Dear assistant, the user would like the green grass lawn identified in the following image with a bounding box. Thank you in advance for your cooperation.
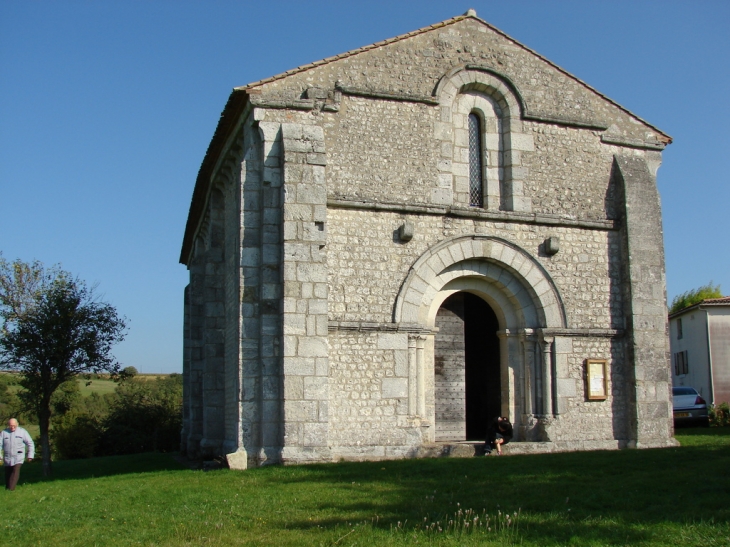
[5,429,730,546]
[77,376,118,396]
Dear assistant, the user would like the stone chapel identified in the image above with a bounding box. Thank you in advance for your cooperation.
[180,10,676,467]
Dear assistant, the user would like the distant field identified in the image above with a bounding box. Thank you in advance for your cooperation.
[77,377,117,396]
[2,372,172,398]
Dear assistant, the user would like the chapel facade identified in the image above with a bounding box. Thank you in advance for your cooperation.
[180,10,676,467]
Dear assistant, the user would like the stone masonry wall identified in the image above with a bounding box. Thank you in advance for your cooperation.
[323,98,437,204]
[182,12,675,461]
[323,98,628,221]
[327,208,621,331]
[543,336,628,444]
[328,330,427,459]
[279,119,331,462]
[256,16,664,145]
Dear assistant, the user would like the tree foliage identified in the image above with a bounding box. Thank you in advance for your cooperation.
[669,282,723,314]
[0,253,62,328]
[50,375,182,459]
[100,374,183,455]
[118,366,138,381]
[0,255,126,475]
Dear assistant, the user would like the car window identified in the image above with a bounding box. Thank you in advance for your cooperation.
[672,387,696,396]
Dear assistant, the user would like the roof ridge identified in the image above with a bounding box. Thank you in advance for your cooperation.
[237,14,469,91]
[702,296,730,303]
[236,11,670,142]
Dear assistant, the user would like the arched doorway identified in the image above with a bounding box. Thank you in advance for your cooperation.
[434,292,500,441]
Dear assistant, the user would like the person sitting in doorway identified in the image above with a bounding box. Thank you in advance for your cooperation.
[484,416,513,456]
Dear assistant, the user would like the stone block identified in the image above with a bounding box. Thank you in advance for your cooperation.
[297,263,327,283]
[281,123,303,140]
[431,187,453,205]
[382,378,408,398]
[285,400,318,422]
[557,378,577,397]
[308,298,328,315]
[283,357,315,376]
[298,336,328,357]
[306,153,327,166]
[377,332,407,350]
[284,376,304,399]
[302,125,324,141]
[315,357,329,376]
[303,376,328,400]
[303,422,328,447]
[394,350,408,377]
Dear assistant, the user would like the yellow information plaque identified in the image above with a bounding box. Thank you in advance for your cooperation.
[586,359,608,400]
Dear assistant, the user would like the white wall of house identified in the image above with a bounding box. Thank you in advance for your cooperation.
[708,308,730,404]
[670,310,712,400]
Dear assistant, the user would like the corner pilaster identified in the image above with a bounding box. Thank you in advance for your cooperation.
[280,122,331,463]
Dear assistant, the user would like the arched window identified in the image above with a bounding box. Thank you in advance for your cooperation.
[468,113,484,207]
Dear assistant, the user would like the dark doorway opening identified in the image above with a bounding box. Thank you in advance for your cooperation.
[464,293,500,439]
[434,292,500,441]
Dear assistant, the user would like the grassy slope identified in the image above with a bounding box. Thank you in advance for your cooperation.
[5,429,730,546]
[2,373,172,399]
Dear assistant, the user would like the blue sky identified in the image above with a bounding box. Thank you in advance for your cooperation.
[2,1,728,373]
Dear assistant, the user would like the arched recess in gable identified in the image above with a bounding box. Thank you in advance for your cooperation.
[433,67,534,213]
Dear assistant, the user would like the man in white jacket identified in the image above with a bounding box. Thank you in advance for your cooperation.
[1,418,34,491]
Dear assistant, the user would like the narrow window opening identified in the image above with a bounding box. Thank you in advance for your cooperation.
[677,317,683,339]
[468,113,484,207]
[674,350,688,375]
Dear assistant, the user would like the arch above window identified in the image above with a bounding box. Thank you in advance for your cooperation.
[433,67,534,213]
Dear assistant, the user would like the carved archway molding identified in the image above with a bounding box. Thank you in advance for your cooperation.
[394,235,567,330]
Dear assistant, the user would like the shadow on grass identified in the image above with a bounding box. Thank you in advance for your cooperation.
[19,452,186,484]
[13,428,730,545]
[258,428,730,544]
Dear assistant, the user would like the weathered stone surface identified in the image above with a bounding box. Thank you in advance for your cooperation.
[226,448,248,470]
[180,11,673,466]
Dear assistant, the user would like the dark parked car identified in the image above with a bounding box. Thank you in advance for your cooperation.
[672,386,709,427]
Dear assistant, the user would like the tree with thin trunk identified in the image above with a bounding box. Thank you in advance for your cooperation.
[0,254,126,476]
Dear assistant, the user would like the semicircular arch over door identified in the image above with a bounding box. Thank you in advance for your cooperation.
[394,235,567,442]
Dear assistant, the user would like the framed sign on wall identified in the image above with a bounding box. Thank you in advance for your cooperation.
[585,359,608,400]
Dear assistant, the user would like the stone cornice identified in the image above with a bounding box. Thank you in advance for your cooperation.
[327,322,622,338]
[328,321,437,334]
[539,327,623,338]
[600,134,666,151]
[335,83,440,106]
[248,95,316,110]
[327,198,618,231]
[524,112,608,131]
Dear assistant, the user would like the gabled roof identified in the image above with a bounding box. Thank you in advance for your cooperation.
[701,297,730,306]
[237,10,671,143]
[180,10,672,264]
[669,296,730,318]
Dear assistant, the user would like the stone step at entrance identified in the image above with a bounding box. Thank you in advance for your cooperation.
[418,439,641,458]
[416,441,563,458]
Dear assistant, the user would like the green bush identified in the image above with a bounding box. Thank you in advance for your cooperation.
[0,373,24,422]
[50,374,185,458]
[98,374,182,455]
[709,402,730,427]
[51,411,103,459]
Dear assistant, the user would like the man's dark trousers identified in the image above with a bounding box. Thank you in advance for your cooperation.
[4,464,22,491]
